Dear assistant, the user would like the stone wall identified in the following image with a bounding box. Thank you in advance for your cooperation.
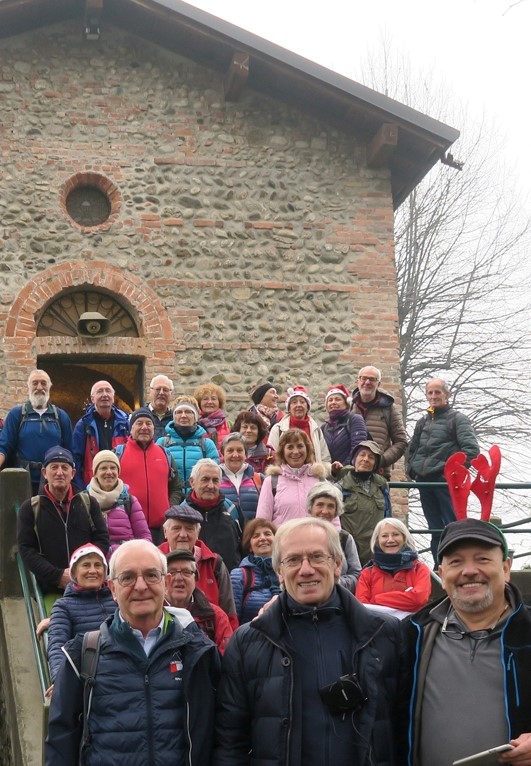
[0,20,401,419]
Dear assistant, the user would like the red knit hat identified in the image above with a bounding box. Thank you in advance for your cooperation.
[325,385,351,407]
[285,386,312,411]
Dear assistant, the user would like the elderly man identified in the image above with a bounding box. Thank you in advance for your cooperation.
[17,446,109,611]
[166,548,233,653]
[72,380,129,488]
[351,365,407,478]
[115,407,182,544]
[160,503,238,628]
[0,369,72,493]
[407,378,479,563]
[184,458,244,572]
[214,517,406,766]
[405,518,531,766]
[45,539,219,766]
[146,374,175,440]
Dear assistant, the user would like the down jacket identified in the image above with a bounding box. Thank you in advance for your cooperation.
[214,586,408,766]
[356,560,431,613]
[220,463,261,524]
[230,555,281,624]
[157,422,219,493]
[407,405,479,479]
[351,388,408,476]
[321,410,367,467]
[255,462,327,526]
[92,488,152,556]
[45,609,220,766]
[47,582,116,681]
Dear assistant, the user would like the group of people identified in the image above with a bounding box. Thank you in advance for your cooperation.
[4,364,515,764]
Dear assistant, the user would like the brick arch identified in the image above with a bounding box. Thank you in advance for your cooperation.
[3,261,179,405]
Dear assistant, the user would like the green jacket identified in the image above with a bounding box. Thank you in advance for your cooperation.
[337,468,391,565]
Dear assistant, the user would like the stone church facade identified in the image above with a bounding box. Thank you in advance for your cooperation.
[0,1,458,423]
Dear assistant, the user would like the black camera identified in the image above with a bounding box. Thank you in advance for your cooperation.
[319,673,367,715]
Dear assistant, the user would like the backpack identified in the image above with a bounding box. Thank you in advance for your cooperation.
[416,409,458,442]
[79,629,102,765]
[18,401,61,434]
[30,491,94,551]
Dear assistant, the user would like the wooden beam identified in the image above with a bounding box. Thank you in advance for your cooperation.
[367,123,398,168]
[223,52,250,102]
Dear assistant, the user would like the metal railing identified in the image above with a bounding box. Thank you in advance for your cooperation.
[15,552,50,700]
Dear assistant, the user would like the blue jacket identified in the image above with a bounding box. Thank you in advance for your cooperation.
[220,464,261,524]
[72,404,130,488]
[321,410,367,466]
[404,584,531,766]
[45,609,220,766]
[47,582,116,681]
[156,422,219,493]
[214,586,408,766]
[0,402,72,486]
[230,555,280,624]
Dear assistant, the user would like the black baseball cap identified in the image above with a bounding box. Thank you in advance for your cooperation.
[437,518,509,563]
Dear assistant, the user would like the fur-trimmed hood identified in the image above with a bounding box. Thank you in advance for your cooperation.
[266,462,327,479]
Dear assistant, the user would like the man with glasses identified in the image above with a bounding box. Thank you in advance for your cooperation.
[45,539,219,766]
[146,374,175,440]
[214,517,406,766]
[351,365,407,479]
[406,519,531,766]
[165,548,233,653]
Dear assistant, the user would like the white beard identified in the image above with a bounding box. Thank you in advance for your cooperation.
[29,392,49,409]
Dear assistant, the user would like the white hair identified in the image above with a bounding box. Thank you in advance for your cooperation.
[190,458,222,481]
[109,540,167,579]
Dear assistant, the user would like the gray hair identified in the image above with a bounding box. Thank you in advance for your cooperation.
[358,366,381,382]
[162,517,200,532]
[425,377,450,396]
[370,518,416,553]
[109,539,167,580]
[272,517,343,572]
[221,432,248,455]
[189,458,222,481]
[306,481,344,516]
[149,374,174,391]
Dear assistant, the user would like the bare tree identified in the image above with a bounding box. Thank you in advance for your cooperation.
[362,47,531,444]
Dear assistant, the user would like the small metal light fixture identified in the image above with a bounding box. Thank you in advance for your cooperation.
[77,312,110,337]
[84,18,100,41]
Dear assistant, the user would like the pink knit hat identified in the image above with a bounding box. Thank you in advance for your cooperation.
[325,385,352,407]
[285,386,312,411]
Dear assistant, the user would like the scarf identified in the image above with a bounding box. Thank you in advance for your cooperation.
[88,477,124,511]
[198,409,226,431]
[255,403,280,430]
[289,415,311,438]
[326,408,349,426]
[372,544,418,573]
[247,554,282,594]
[189,490,219,510]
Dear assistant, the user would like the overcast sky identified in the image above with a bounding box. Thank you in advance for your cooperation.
[187,0,530,200]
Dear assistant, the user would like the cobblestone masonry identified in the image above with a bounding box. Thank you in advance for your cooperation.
[0,20,402,425]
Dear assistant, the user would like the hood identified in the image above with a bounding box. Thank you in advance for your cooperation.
[352,387,395,408]
[351,439,382,471]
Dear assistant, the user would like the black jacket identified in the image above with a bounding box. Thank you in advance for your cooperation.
[17,489,109,593]
[214,586,408,766]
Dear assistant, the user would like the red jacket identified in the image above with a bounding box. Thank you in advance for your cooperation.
[118,438,173,528]
[356,560,431,612]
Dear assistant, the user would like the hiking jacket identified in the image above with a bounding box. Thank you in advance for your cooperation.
[337,467,391,566]
[351,389,408,475]
[321,410,367,466]
[72,405,129,488]
[220,463,261,524]
[407,405,479,478]
[268,415,332,473]
[255,463,327,526]
[156,422,219,493]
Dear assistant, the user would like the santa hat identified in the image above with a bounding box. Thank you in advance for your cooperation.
[325,385,352,407]
[285,386,312,411]
[69,544,108,577]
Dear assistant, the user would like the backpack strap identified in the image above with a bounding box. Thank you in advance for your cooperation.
[30,495,42,552]
[79,630,102,764]
[251,473,263,493]
[114,443,125,459]
[270,473,279,498]
[240,566,256,606]
[78,491,96,531]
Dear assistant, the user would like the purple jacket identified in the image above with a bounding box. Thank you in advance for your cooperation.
[321,410,367,467]
[87,486,152,556]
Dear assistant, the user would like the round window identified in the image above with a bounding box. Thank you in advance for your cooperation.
[66,185,112,227]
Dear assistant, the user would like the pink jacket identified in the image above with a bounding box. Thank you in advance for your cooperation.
[255,463,327,527]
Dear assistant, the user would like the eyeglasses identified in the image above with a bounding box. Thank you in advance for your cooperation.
[280,553,335,569]
[151,387,172,393]
[168,568,196,578]
[358,376,379,383]
[113,569,164,587]
[441,614,496,641]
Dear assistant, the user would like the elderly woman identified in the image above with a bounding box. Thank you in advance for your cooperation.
[321,385,367,472]
[220,433,262,524]
[194,383,231,451]
[356,518,431,615]
[268,386,331,473]
[157,396,219,494]
[249,381,281,433]
[232,410,276,474]
[256,429,326,526]
[306,482,361,592]
[87,450,152,555]
[336,440,391,565]
[230,518,281,624]
[46,544,115,683]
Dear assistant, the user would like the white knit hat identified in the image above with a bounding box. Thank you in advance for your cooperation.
[69,544,108,577]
